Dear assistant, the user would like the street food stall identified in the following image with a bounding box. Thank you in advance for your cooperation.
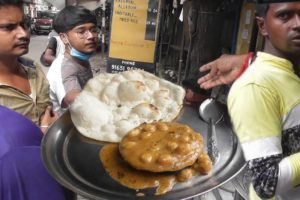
[40,0,278,199]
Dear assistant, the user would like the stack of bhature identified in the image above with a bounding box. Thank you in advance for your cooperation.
[70,70,186,143]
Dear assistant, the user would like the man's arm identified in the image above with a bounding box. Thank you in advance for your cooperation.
[42,37,57,66]
[197,54,248,89]
[248,155,281,198]
[249,153,300,198]
[228,84,300,198]
[43,48,56,66]
[61,89,81,108]
[39,105,59,134]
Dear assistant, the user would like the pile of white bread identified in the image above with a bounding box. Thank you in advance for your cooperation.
[70,70,186,143]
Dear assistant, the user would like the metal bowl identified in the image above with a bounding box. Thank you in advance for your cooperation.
[41,104,246,200]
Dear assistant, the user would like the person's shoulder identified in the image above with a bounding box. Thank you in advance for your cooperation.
[61,56,78,69]
[47,36,58,50]
[19,56,45,71]
[49,36,57,43]
[48,30,58,39]
[60,57,84,76]
[19,57,48,83]
[18,57,35,68]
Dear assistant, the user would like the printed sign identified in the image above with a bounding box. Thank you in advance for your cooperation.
[107,0,159,73]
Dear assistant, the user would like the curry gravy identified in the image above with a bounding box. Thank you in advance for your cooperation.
[100,144,212,195]
[100,144,176,195]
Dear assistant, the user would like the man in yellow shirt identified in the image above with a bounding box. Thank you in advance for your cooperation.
[225,2,300,200]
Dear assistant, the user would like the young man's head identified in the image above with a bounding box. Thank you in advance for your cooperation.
[256,2,300,65]
[54,6,98,61]
[0,0,30,58]
[0,0,23,7]
[256,4,269,17]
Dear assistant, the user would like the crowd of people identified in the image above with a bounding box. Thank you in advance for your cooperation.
[1,0,300,200]
[0,0,98,199]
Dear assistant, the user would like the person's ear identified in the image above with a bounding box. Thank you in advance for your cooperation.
[256,16,268,36]
[59,33,69,45]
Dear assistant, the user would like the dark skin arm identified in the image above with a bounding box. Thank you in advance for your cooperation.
[61,89,81,108]
[42,36,58,66]
[197,54,247,89]
[43,48,56,66]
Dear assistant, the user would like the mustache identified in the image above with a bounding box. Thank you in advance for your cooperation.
[294,26,300,32]
[14,37,30,46]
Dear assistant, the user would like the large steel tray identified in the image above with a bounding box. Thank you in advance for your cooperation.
[41,104,246,200]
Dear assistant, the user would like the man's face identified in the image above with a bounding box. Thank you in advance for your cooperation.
[0,6,30,58]
[259,3,300,57]
[62,23,98,54]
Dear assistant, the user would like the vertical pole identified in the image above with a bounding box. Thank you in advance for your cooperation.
[101,0,106,58]
[177,1,187,84]
[156,0,164,75]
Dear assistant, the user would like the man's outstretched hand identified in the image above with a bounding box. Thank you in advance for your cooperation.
[197,54,247,89]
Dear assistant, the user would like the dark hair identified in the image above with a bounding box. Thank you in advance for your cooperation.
[256,4,269,17]
[53,6,97,34]
[0,0,23,8]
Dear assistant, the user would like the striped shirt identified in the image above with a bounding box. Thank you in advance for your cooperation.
[228,52,300,200]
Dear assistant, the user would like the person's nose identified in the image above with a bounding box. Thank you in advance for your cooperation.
[16,25,30,37]
[292,14,300,30]
[85,30,94,39]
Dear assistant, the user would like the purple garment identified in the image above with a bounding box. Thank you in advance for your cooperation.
[0,106,66,200]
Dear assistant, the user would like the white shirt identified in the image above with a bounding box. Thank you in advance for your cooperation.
[54,36,65,57]
[46,54,66,115]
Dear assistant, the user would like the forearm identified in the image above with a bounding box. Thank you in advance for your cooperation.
[248,155,282,198]
[223,53,248,72]
[276,152,300,194]
[43,48,56,66]
[249,153,300,198]
[62,90,81,107]
[44,54,56,65]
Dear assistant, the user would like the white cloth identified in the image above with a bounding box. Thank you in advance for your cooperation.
[54,36,65,57]
[46,54,66,115]
[180,0,187,4]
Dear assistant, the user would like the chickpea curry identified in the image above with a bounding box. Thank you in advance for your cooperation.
[100,122,212,195]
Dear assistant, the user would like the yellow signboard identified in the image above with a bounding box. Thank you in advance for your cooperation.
[108,0,158,72]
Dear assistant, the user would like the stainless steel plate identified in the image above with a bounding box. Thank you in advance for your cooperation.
[41,104,246,200]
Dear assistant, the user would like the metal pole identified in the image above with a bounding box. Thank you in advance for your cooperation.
[101,0,106,57]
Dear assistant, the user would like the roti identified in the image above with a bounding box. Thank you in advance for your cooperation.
[70,70,186,142]
[119,122,204,172]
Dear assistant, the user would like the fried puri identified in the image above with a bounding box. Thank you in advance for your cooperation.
[119,122,204,172]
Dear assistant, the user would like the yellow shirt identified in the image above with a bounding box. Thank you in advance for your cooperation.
[0,57,51,124]
[228,52,300,200]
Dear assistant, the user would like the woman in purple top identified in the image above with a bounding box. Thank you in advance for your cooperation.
[0,105,67,200]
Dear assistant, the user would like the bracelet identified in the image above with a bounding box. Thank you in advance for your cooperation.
[236,52,254,78]
[40,125,49,128]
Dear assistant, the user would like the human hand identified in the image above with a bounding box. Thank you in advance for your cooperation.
[197,54,247,90]
[40,106,59,134]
